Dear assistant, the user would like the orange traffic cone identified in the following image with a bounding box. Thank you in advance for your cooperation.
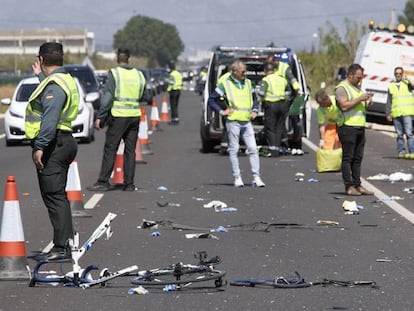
[160,95,170,122]
[150,99,161,131]
[111,140,125,185]
[0,176,30,280]
[135,136,147,164]
[139,112,154,155]
[66,159,91,218]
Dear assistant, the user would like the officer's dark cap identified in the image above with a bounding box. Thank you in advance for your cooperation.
[117,48,130,58]
[38,42,63,57]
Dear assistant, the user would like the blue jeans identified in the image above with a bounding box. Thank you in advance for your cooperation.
[393,115,414,153]
[226,120,260,178]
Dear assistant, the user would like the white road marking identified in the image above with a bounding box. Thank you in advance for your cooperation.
[302,137,414,224]
[84,193,104,210]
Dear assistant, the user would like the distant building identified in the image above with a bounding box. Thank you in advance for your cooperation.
[0,29,95,55]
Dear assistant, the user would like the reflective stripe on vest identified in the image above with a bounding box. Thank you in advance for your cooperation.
[389,81,414,117]
[25,73,79,139]
[111,67,145,117]
[263,73,287,102]
[336,81,366,127]
[223,78,253,121]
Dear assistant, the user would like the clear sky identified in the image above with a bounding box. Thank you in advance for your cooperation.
[0,0,408,55]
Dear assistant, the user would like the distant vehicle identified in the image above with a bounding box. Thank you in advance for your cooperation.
[151,68,169,92]
[1,76,95,146]
[200,46,311,153]
[138,68,157,105]
[94,69,108,88]
[64,65,102,112]
[353,21,414,121]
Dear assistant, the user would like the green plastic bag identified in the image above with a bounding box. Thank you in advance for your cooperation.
[289,94,305,116]
[316,148,342,173]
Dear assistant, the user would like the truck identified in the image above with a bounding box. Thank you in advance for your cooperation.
[353,21,414,120]
[200,46,311,153]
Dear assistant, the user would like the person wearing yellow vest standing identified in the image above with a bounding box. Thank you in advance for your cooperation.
[207,60,265,187]
[386,67,414,157]
[274,54,303,152]
[258,63,288,157]
[335,64,374,196]
[87,48,146,192]
[315,89,341,150]
[25,42,79,261]
[167,61,183,125]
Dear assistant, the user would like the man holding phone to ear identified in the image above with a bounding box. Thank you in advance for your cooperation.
[386,67,414,158]
[335,63,374,196]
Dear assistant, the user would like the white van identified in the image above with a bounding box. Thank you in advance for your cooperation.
[354,23,414,119]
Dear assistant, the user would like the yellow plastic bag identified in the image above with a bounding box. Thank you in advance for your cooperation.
[316,148,342,173]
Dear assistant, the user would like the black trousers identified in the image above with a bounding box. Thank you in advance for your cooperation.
[169,90,181,120]
[338,125,365,189]
[97,116,140,186]
[263,100,289,148]
[37,133,77,248]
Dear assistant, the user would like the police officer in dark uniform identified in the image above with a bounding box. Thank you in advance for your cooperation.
[87,48,146,192]
[26,42,79,261]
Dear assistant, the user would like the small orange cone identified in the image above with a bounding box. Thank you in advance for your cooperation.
[135,136,147,164]
[0,176,30,280]
[139,112,154,155]
[150,99,161,131]
[111,140,125,185]
[160,95,170,122]
[66,159,91,218]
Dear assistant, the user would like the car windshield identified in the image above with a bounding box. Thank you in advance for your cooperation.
[65,67,98,91]
[16,83,38,101]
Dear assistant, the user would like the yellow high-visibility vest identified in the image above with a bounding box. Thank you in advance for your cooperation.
[111,67,145,117]
[25,73,79,139]
[388,81,414,117]
[335,81,366,127]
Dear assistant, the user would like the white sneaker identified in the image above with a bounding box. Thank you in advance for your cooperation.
[234,176,244,187]
[253,176,265,187]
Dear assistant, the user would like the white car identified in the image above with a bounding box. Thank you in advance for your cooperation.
[1,76,95,146]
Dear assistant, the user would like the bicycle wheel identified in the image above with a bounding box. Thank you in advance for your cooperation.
[131,263,226,287]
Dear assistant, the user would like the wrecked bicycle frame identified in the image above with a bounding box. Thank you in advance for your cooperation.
[130,251,226,289]
[29,212,138,288]
[230,271,377,289]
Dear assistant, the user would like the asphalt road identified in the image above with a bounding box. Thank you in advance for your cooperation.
[0,91,413,311]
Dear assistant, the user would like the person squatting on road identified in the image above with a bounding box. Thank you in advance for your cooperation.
[25,42,79,261]
[87,48,146,192]
[258,63,288,157]
[335,63,374,197]
[315,89,341,150]
[207,60,266,188]
[386,66,414,157]
[167,61,183,125]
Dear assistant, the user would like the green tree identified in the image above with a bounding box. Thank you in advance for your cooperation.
[299,19,368,94]
[398,0,414,24]
[113,15,184,67]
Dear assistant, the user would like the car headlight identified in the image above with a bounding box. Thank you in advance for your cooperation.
[9,109,24,119]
